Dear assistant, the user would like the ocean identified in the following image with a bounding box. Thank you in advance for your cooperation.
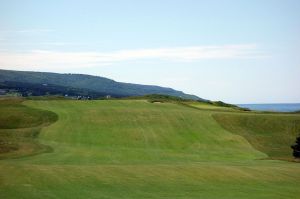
[237,103,300,112]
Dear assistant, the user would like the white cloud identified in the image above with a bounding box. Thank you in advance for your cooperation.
[0,29,55,34]
[0,44,265,71]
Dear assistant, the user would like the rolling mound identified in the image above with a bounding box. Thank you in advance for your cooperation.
[23,100,265,163]
[0,98,57,158]
[213,113,300,161]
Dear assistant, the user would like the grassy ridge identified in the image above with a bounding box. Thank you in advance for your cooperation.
[213,113,300,161]
[0,98,57,158]
[0,99,300,198]
[23,100,264,164]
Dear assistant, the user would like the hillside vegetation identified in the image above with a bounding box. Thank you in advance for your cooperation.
[0,69,201,100]
[0,99,300,198]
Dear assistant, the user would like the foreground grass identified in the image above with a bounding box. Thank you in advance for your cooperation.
[0,99,300,198]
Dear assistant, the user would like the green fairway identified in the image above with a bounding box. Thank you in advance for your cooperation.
[186,101,238,111]
[0,99,300,198]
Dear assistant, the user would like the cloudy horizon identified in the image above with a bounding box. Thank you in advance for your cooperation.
[0,0,299,104]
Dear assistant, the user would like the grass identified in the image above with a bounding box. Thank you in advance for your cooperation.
[187,101,236,111]
[186,101,250,112]
[213,112,300,161]
[0,99,300,198]
[0,98,57,158]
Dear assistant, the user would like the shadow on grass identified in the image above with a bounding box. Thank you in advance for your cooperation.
[0,97,58,159]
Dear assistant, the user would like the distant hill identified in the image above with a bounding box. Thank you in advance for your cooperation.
[0,69,203,100]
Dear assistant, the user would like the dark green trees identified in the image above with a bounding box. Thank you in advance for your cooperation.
[291,136,300,158]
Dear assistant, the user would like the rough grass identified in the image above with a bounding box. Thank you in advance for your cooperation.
[213,113,300,161]
[0,99,300,199]
[0,98,57,158]
[186,101,239,112]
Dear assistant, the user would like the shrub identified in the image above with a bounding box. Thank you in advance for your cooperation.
[291,136,300,158]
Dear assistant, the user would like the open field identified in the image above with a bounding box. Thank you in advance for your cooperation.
[0,99,300,198]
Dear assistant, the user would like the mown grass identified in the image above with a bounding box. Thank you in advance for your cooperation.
[0,99,300,199]
[186,101,250,112]
[21,100,264,164]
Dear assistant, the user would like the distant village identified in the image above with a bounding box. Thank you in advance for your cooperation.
[0,88,112,100]
[66,94,111,100]
[0,82,113,100]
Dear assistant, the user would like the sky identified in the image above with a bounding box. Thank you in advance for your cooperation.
[0,0,299,104]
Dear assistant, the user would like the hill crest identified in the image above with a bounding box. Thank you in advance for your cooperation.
[0,69,203,100]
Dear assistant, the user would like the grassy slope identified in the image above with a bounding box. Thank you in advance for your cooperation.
[186,101,250,112]
[213,112,300,161]
[0,100,300,199]
[187,101,236,111]
[0,98,57,158]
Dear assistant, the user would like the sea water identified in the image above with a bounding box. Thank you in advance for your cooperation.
[237,103,300,112]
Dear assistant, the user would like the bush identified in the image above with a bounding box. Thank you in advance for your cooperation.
[291,136,300,158]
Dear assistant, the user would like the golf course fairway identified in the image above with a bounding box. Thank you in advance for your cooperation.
[0,99,300,199]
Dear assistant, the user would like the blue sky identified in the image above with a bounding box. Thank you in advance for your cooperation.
[0,0,299,103]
